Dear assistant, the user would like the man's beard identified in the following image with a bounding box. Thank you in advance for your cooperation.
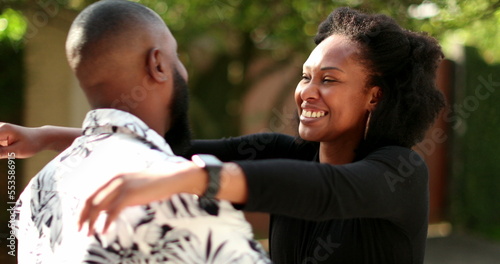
[164,68,192,156]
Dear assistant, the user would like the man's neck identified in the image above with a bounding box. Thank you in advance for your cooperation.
[131,108,169,136]
[90,106,169,137]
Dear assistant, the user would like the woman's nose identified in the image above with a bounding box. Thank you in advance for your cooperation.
[300,82,320,101]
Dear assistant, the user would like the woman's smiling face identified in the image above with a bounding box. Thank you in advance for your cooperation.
[295,34,379,144]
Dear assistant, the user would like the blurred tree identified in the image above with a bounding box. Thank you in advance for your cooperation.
[411,0,500,64]
[0,7,24,124]
[0,0,499,138]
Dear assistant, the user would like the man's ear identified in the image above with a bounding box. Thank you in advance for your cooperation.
[147,48,168,83]
[367,86,382,111]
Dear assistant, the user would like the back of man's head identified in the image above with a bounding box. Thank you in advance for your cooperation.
[65,0,181,109]
[65,0,191,153]
[66,0,164,70]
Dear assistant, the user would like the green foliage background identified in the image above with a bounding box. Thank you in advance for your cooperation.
[450,47,500,240]
[1,0,499,138]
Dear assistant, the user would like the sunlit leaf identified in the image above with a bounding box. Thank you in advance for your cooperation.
[0,8,27,42]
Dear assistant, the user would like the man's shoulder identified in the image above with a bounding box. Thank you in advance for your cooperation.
[69,132,173,162]
[22,133,178,196]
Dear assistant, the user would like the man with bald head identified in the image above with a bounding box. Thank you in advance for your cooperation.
[65,0,191,153]
[14,1,270,263]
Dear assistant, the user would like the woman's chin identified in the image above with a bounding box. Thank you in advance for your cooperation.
[298,128,322,142]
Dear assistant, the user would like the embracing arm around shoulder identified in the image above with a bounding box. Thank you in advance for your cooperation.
[78,160,248,235]
[79,144,428,236]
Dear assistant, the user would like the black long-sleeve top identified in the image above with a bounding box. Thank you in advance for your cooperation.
[188,133,429,264]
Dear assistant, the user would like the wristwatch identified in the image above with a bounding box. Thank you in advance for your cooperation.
[191,154,223,199]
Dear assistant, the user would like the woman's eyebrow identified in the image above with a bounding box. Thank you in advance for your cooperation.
[303,65,345,73]
[320,66,344,72]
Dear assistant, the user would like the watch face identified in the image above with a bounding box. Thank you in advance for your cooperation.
[192,154,222,167]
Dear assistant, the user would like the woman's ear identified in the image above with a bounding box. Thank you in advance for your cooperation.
[367,86,382,111]
[146,48,168,83]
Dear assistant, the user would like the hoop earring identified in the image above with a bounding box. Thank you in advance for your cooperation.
[364,112,371,141]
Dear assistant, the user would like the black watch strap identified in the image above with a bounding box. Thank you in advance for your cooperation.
[191,154,222,199]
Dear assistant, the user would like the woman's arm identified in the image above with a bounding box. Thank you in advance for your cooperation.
[0,123,82,158]
[185,133,317,161]
[236,146,428,221]
[78,160,248,235]
[79,145,427,235]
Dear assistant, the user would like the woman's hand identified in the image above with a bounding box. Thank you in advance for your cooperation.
[78,161,206,236]
[0,124,82,159]
[0,123,44,159]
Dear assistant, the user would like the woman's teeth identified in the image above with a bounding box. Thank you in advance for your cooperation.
[302,110,326,118]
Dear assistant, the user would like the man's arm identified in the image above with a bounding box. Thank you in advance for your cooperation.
[0,123,82,158]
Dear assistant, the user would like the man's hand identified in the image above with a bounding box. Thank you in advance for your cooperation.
[0,123,44,159]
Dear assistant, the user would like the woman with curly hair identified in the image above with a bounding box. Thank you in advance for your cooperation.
[1,7,445,264]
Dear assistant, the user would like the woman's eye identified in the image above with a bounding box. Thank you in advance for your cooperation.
[301,74,311,81]
[323,78,337,83]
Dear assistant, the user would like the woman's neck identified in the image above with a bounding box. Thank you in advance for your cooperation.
[319,138,360,165]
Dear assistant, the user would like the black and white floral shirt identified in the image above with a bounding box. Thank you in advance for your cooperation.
[14,109,271,264]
